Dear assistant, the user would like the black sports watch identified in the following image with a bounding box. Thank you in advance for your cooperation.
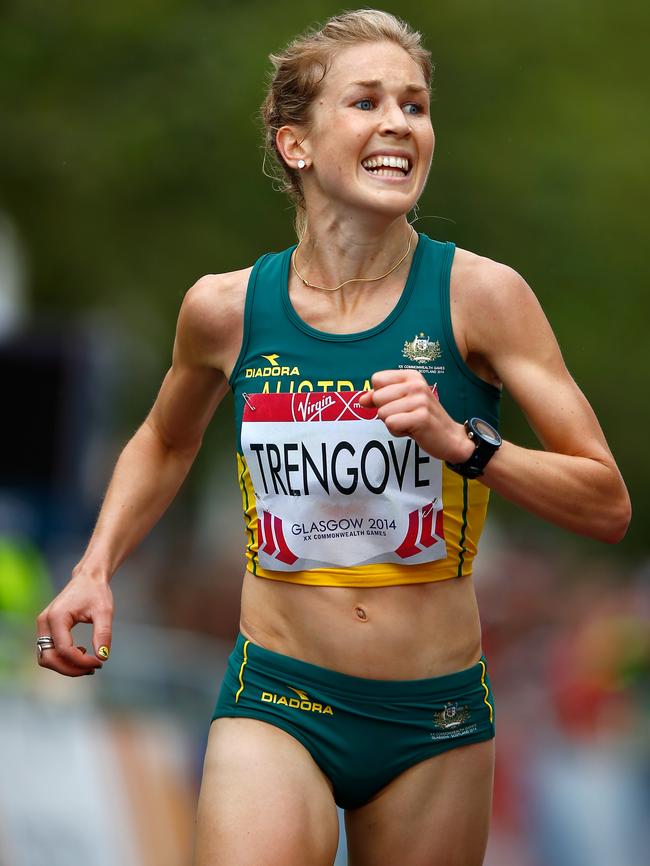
[445,417,502,479]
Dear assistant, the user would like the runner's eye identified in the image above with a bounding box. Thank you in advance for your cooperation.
[355,98,375,111]
[404,102,424,115]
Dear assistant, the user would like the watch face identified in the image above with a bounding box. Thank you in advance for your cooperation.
[472,418,501,446]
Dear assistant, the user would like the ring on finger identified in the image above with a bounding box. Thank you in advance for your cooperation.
[36,636,55,658]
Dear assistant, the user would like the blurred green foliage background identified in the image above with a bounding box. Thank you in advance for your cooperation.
[1,0,647,552]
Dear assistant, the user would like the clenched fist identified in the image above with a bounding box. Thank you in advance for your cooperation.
[358,369,474,464]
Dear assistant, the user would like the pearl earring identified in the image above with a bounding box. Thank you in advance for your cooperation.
[297,159,306,169]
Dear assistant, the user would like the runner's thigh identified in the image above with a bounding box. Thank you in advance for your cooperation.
[193,717,340,866]
[345,739,495,866]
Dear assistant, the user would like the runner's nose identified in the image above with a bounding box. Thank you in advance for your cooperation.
[378,101,411,137]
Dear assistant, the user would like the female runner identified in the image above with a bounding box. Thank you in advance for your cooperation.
[36,10,630,866]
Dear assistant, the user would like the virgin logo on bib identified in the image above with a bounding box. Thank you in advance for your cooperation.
[241,390,446,572]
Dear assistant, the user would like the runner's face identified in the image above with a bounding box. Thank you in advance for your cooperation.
[304,41,434,218]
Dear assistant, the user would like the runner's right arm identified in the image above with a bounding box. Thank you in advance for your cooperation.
[36,272,247,676]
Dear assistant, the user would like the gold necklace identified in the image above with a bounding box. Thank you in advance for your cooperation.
[291,228,415,293]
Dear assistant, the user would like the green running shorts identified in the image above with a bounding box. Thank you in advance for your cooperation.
[212,633,495,809]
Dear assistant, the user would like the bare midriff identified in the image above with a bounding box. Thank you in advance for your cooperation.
[239,569,483,680]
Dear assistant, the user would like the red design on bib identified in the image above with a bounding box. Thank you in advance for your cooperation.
[395,502,444,558]
[258,510,298,565]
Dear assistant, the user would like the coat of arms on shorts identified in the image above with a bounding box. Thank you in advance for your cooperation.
[433,701,471,729]
[402,333,442,363]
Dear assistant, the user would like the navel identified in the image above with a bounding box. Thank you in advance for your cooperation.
[355,606,368,622]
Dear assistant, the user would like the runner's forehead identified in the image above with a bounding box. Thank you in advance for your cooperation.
[318,41,427,100]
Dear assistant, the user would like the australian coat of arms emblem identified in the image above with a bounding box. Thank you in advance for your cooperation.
[402,333,442,363]
[433,701,472,729]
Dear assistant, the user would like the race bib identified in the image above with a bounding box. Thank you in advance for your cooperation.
[241,390,446,571]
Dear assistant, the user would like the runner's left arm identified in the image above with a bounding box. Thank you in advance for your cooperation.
[471,262,630,542]
[361,263,630,543]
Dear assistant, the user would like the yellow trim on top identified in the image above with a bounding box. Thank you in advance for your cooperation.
[251,562,462,587]
[235,640,250,703]
[237,454,259,574]
[462,478,490,578]
[478,659,494,723]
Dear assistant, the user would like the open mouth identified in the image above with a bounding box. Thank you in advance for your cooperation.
[361,155,411,178]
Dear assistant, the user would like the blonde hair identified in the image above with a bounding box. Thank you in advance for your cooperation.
[261,9,433,235]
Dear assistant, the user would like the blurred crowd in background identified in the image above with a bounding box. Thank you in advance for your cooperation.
[1,1,649,864]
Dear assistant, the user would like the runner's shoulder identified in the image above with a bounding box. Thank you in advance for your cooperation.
[452,247,543,337]
[452,247,532,309]
[452,247,559,375]
[177,266,252,352]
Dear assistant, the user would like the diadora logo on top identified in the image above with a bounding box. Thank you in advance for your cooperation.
[243,354,371,394]
[245,353,300,379]
[260,684,334,715]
